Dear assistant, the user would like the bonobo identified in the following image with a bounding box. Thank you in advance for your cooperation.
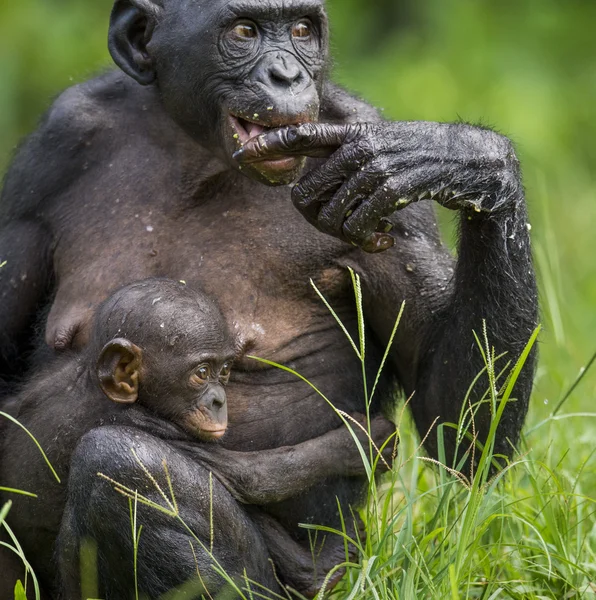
[0,278,395,598]
[0,0,538,595]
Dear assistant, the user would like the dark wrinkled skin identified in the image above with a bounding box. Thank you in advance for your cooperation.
[0,279,395,598]
[0,0,538,596]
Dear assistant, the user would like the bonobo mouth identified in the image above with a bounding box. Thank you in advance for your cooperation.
[229,113,277,144]
[228,113,306,179]
[205,429,226,439]
[199,427,227,441]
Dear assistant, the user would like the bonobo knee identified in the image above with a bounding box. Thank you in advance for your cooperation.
[63,427,136,532]
[61,427,278,598]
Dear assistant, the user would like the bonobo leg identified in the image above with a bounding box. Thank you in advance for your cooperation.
[57,427,280,599]
[0,528,51,600]
[250,510,365,598]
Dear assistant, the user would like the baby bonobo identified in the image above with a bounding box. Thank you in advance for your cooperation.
[92,280,232,442]
[0,278,394,598]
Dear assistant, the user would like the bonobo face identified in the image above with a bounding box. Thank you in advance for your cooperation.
[141,345,235,442]
[109,0,329,185]
[94,279,236,442]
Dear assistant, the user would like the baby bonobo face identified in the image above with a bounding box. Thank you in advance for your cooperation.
[94,279,236,442]
[173,352,234,441]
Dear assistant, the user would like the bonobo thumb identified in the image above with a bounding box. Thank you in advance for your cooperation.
[233,123,362,163]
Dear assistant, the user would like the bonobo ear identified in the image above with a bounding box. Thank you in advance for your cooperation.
[97,338,143,404]
[108,0,163,85]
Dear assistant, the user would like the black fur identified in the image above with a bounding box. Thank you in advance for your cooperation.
[0,279,394,598]
[0,0,538,596]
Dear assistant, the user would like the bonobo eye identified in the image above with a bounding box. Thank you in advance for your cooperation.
[220,362,232,383]
[191,364,211,385]
[292,19,312,40]
[230,20,259,40]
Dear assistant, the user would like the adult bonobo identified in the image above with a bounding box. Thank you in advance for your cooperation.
[0,279,392,598]
[0,0,537,593]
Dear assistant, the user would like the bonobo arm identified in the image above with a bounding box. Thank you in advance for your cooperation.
[235,121,538,463]
[0,221,52,377]
[0,86,98,376]
[176,415,396,505]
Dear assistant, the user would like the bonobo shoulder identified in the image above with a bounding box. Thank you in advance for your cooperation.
[39,71,144,144]
[0,71,135,219]
[320,82,382,124]
[70,425,168,485]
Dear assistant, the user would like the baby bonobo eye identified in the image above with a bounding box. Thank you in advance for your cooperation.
[220,361,232,384]
[230,20,258,40]
[292,19,312,40]
[191,364,211,385]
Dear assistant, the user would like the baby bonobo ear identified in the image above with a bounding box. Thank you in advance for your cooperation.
[97,338,143,404]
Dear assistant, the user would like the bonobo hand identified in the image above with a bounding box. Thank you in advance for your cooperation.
[234,122,522,253]
[336,414,397,475]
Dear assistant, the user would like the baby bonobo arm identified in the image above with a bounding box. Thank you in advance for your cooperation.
[176,414,396,505]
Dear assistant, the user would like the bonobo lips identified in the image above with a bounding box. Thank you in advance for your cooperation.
[204,428,226,440]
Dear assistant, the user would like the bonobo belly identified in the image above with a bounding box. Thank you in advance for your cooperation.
[223,341,367,451]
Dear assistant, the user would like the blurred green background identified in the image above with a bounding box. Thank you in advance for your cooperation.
[0,0,595,429]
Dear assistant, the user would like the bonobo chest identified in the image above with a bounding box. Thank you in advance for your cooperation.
[45,167,365,449]
[155,176,356,355]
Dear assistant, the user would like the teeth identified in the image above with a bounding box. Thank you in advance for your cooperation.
[231,115,273,144]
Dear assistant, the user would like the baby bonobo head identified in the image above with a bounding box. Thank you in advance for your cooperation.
[89,279,235,442]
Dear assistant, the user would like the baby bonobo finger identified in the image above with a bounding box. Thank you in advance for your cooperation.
[233,123,358,164]
[346,414,397,471]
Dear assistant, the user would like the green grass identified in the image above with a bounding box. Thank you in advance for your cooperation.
[52,272,591,600]
[1,1,596,598]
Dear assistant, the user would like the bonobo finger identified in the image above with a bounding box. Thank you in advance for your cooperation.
[343,165,443,253]
[316,171,381,237]
[233,122,364,164]
[292,143,372,225]
[369,415,398,470]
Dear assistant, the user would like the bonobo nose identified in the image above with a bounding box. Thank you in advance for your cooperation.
[269,61,302,87]
[258,53,305,90]
[202,386,226,411]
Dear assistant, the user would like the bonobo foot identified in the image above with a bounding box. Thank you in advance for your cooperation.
[298,515,367,598]
[251,510,367,598]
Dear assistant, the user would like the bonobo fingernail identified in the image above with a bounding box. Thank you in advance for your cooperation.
[286,126,299,143]
[362,233,395,254]
[232,149,244,161]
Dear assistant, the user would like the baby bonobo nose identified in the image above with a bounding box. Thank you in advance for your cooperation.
[203,386,226,411]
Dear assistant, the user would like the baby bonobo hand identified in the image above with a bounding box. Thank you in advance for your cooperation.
[336,413,397,476]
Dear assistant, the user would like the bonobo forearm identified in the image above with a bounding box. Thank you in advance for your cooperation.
[234,120,537,463]
[178,416,394,505]
[415,190,538,461]
[0,222,52,380]
[179,435,342,504]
